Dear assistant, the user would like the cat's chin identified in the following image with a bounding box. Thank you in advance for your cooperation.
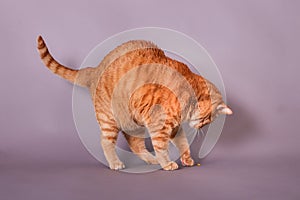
[189,120,201,128]
[189,119,210,129]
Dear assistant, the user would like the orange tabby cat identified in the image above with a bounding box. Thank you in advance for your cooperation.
[37,36,232,171]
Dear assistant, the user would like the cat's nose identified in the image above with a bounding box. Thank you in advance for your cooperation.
[226,107,233,115]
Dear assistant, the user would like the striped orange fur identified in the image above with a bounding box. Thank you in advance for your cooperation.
[37,36,232,171]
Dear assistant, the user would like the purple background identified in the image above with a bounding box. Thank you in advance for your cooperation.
[1,0,299,199]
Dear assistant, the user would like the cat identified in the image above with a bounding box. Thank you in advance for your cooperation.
[37,36,232,171]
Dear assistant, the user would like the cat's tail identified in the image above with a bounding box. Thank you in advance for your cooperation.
[37,35,94,87]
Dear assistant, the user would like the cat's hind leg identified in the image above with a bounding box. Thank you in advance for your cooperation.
[171,126,194,167]
[100,125,125,170]
[123,131,158,164]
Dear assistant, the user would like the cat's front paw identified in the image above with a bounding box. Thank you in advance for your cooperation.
[109,161,125,170]
[181,157,194,167]
[163,161,179,171]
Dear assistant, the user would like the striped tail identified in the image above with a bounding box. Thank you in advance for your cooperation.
[37,35,93,87]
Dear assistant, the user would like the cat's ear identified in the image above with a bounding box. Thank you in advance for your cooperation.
[217,104,233,115]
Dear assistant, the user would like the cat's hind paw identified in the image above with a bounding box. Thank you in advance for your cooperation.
[162,161,179,171]
[109,161,125,170]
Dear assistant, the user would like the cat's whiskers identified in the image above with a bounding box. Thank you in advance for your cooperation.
[200,128,206,137]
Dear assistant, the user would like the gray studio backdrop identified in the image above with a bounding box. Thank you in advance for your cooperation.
[0,0,299,200]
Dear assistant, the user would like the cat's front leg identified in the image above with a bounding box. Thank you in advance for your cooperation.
[171,126,194,167]
[122,131,158,164]
[150,129,178,171]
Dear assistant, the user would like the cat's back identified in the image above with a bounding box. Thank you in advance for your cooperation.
[88,40,162,93]
[95,40,194,97]
[97,40,160,71]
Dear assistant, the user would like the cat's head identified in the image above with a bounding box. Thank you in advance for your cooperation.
[189,79,232,129]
